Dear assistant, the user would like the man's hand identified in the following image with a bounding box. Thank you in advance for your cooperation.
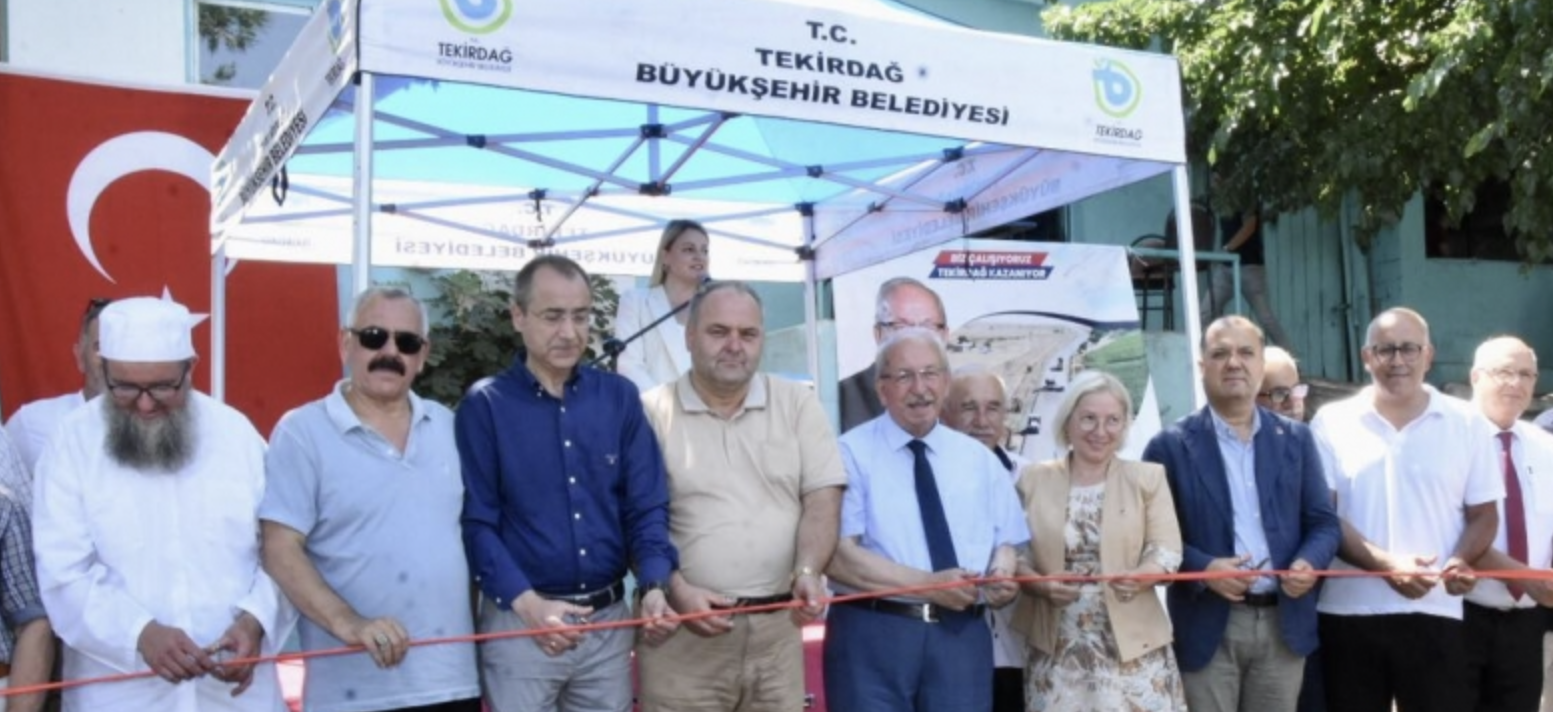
[1382,554,1440,599]
[512,591,591,657]
[637,587,679,647]
[1281,558,1318,599]
[138,621,215,684]
[341,615,410,669]
[1523,575,1553,607]
[923,569,979,611]
[1442,556,1477,596]
[791,571,828,626]
[1204,555,1253,602]
[209,612,265,697]
[667,577,735,637]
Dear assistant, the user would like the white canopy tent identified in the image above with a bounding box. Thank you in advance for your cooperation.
[210,0,1204,402]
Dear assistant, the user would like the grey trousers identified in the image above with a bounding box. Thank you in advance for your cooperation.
[1203,264,1294,350]
[1182,604,1305,712]
[478,598,634,712]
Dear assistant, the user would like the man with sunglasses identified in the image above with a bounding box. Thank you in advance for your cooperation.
[838,278,949,433]
[1258,347,1308,422]
[1459,337,1553,712]
[457,255,678,712]
[4,297,112,485]
[1312,308,1502,712]
[31,295,287,711]
[1141,316,1339,712]
[260,287,480,712]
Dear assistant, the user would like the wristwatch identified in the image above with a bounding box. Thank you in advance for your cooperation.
[792,565,820,583]
[637,581,669,599]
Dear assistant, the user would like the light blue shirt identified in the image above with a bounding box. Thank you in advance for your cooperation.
[1210,407,1275,594]
[839,415,1030,600]
[261,383,478,712]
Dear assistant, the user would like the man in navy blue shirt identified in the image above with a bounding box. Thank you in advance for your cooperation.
[457,254,679,712]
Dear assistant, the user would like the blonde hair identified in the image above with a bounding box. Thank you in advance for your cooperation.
[649,219,708,287]
[1051,370,1134,450]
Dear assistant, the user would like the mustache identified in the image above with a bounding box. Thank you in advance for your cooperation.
[906,395,936,408]
[369,356,407,375]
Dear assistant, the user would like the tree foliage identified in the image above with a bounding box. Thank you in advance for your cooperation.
[416,270,622,407]
[1043,0,1553,262]
[197,5,271,85]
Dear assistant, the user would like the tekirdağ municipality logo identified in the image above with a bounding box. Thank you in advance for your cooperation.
[1092,59,1142,119]
[441,0,513,35]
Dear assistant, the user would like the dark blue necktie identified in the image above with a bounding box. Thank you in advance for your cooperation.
[908,439,958,571]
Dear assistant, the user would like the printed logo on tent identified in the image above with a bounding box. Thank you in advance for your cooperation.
[326,0,347,51]
[1092,59,1141,119]
[440,0,513,35]
[929,250,1053,281]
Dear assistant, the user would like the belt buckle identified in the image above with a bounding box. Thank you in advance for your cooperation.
[919,603,939,624]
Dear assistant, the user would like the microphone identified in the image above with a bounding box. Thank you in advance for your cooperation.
[592,275,712,368]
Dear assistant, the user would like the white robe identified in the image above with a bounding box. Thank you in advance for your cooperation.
[33,392,287,712]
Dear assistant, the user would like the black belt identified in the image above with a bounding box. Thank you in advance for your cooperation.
[840,598,987,623]
[537,581,625,610]
[1241,592,1279,608]
[1466,600,1542,616]
[711,592,794,612]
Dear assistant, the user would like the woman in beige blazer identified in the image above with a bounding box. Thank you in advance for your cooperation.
[1013,370,1186,712]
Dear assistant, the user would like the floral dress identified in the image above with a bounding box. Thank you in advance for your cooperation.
[1025,482,1187,712]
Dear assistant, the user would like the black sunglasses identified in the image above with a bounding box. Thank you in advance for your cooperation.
[350,327,426,355]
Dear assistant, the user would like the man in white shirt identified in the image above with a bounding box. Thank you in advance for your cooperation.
[1312,307,1501,712]
[943,364,1028,712]
[825,328,1028,712]
[32,295,286,712]
[1463,336,1553,712]
[4,297,111,486]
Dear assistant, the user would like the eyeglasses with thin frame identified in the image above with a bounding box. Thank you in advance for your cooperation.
[1074,413,1126,434]
[1367,342,1425,363]
[877,320,946,333]
[104,363,190,403]
[1486,367,1538,385]
[881,366,945,387]
[1258,383,1309,404]
[350,327,426,355]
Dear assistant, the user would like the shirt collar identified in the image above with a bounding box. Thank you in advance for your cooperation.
[880,414,949,454]
[510,350,589,397]
[675,373,769,416]
[1208,405,1261,442]
[323,380,430,434]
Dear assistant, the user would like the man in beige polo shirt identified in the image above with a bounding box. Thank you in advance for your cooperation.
[638,280,846,712]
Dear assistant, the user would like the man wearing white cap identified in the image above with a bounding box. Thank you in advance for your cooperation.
[32,294,287,712]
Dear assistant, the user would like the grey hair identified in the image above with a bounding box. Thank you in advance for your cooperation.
[950,362,1009,400]
[874,277,947,327]
[349,286,430,335]
[1263,345,1299,372]
[513,254,590,310]
[686,280,764,330]
[1051,370,1134,450]
[874,326,949,376]
[1365,307,1431,347]
[1472,335,1536,370]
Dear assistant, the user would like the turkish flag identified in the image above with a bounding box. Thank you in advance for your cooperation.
[0,69,338,435]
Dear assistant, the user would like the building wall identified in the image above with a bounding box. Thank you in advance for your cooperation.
[8,0,188,83]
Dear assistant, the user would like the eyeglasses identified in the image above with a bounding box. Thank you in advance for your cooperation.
[877,320,946,333]
[1367,342,1425,363]
[1486,367,1538,385]
[350,327,426,355]
[881,366,945,386]
[104,364,190,403]
[1258,383,1309,404]
[1074,413,1126,433]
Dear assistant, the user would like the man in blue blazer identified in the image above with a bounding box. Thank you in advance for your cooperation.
[1142,316,1340,712]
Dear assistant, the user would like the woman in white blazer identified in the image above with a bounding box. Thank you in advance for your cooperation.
[613,219,710,391]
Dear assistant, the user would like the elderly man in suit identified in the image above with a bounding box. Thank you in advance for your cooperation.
[1142,315,1341,712]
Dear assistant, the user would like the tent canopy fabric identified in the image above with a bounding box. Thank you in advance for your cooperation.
[208,0,1202,399]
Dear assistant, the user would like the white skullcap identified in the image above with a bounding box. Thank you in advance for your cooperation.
[98,291,208,362]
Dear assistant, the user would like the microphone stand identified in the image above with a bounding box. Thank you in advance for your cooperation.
[590,280,707,370]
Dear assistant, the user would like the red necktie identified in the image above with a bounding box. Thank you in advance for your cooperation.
[1499,431,1528,601]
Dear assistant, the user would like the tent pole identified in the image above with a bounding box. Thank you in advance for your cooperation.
[1170,164,1205,409]
[212,244,227,404]
[802,213,820,386]
[351,71,376,297]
